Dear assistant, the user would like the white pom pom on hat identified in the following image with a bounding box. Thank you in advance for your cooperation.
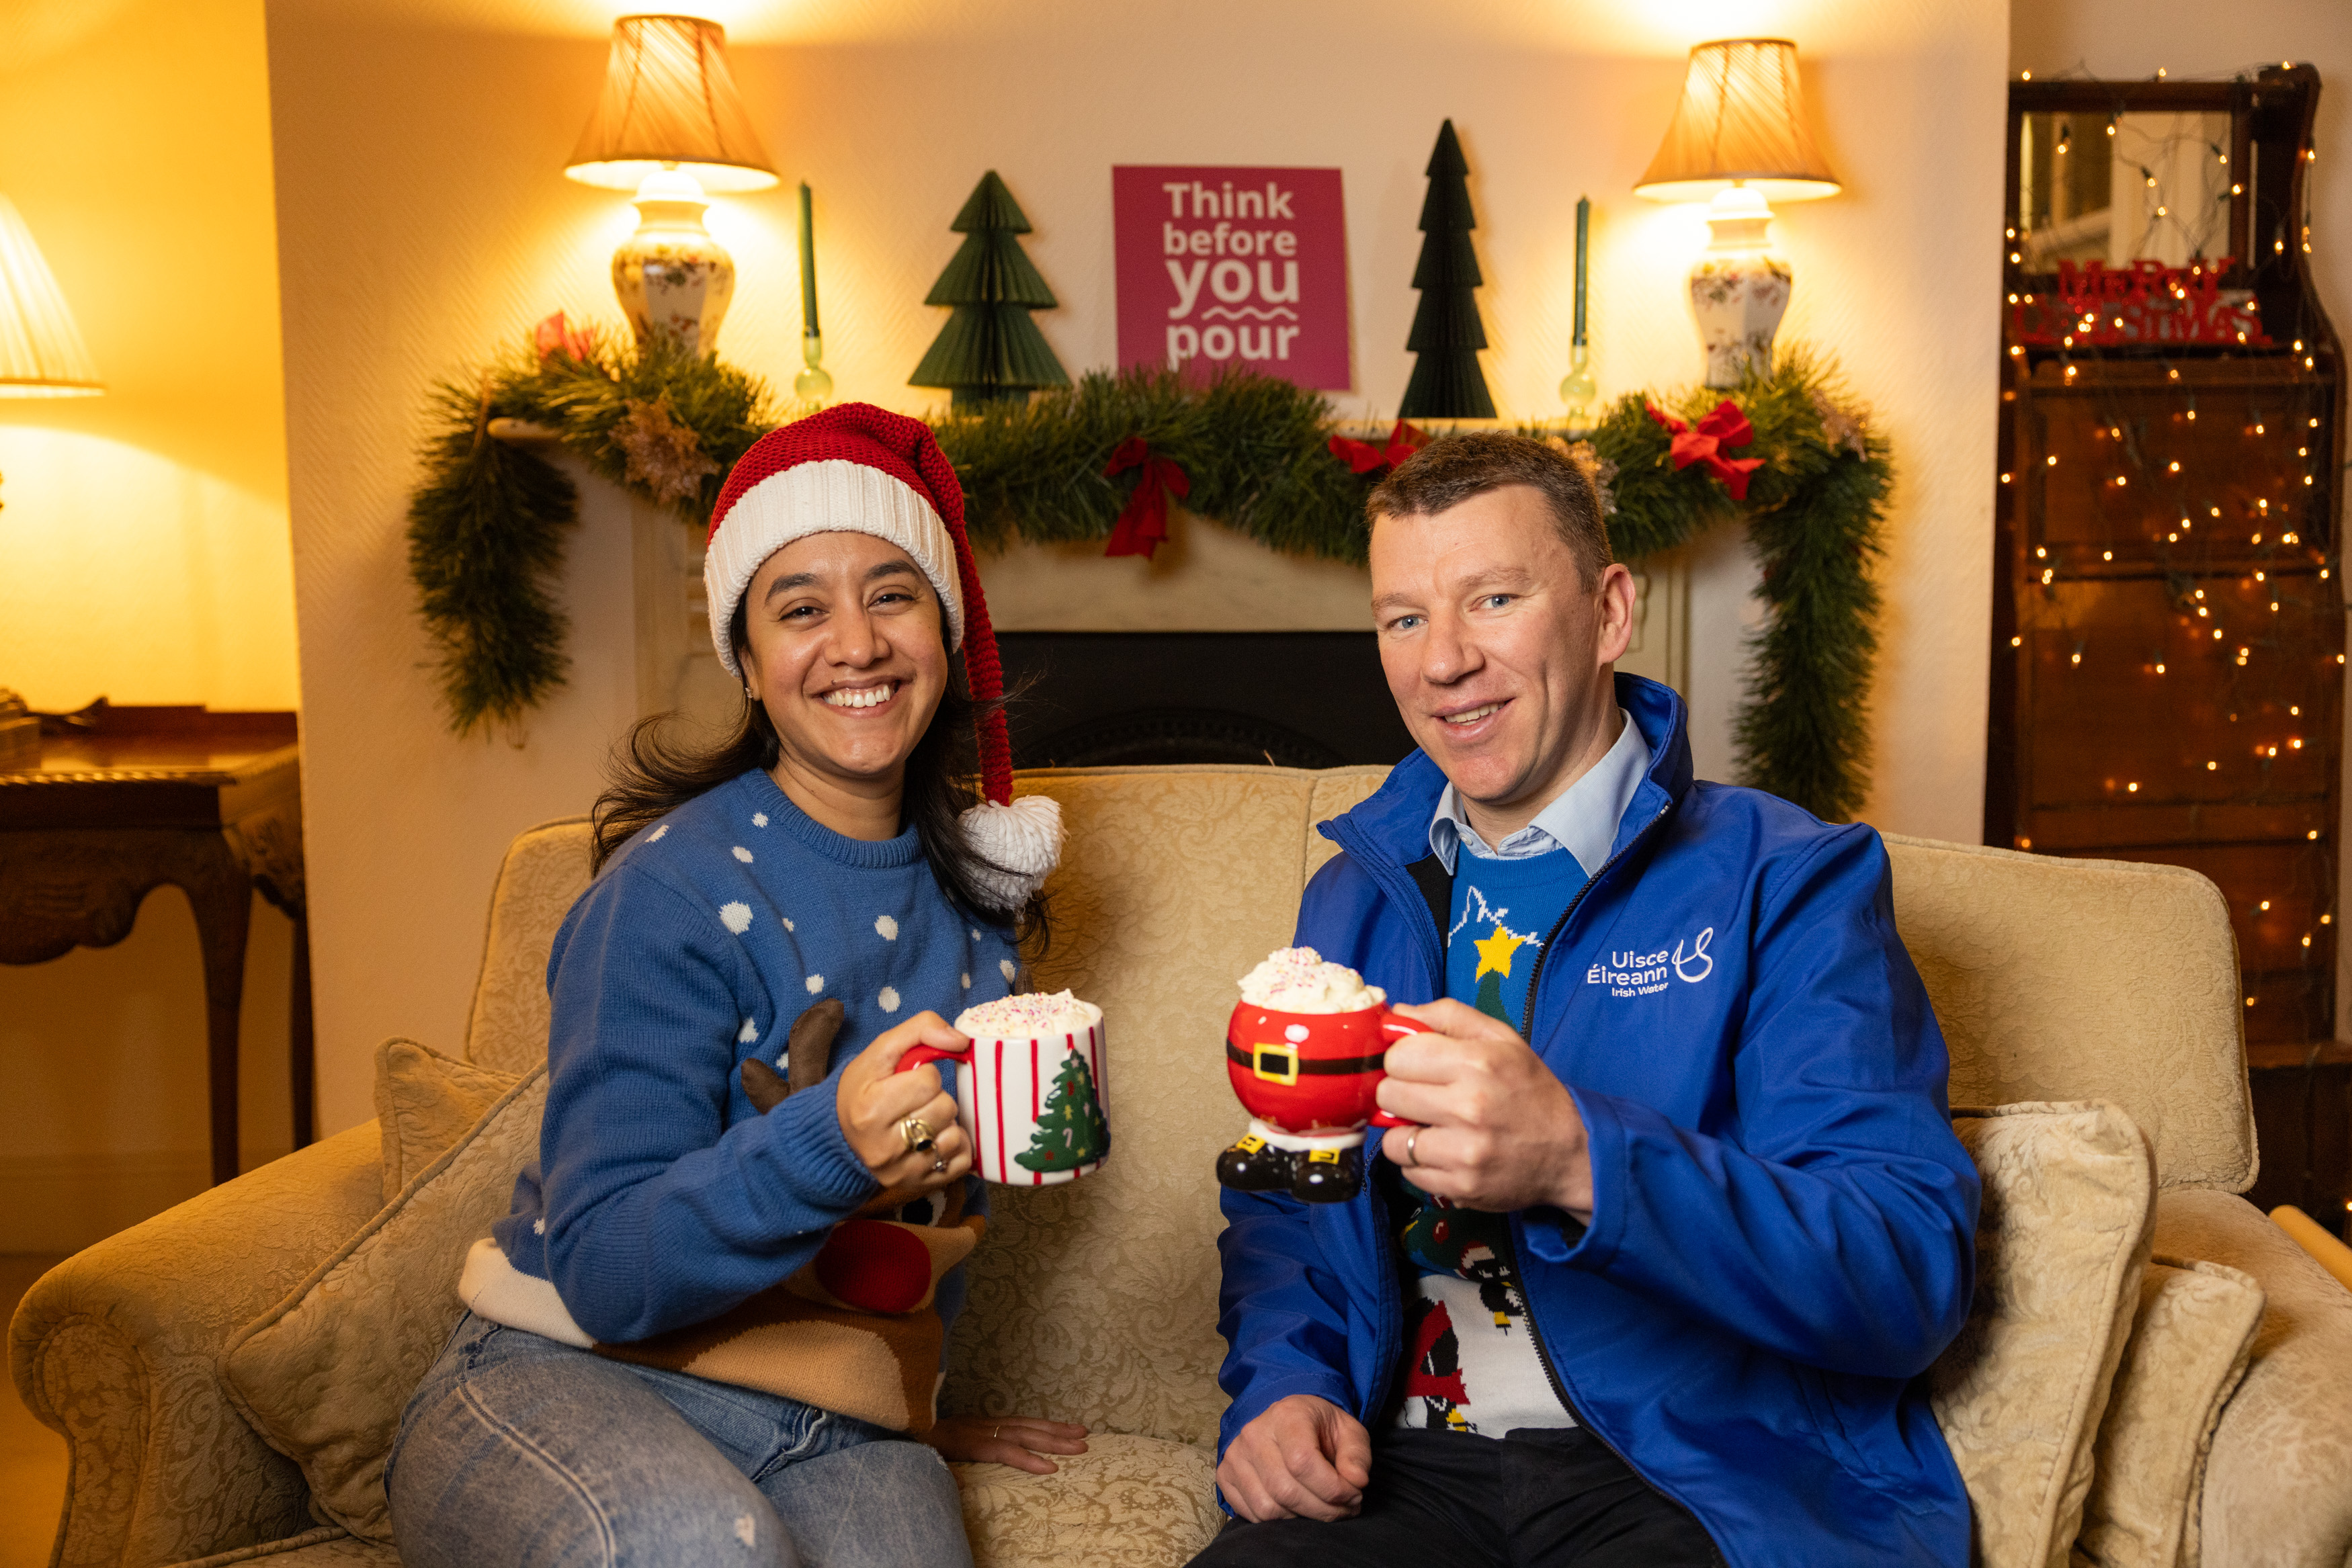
[960,795,1066,910]
[705,402,1058,906]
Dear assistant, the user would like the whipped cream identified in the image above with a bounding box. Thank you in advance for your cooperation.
[956,989,1099,1038]
[1237,947,1385,1013]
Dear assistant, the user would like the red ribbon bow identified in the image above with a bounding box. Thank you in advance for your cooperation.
[1327,420,1429,476]
[533,310,594,364]
[1646,399,1764,501]
[1103,437,1190,559]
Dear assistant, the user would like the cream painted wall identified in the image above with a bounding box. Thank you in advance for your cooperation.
[0,0,301,1248]
[0,0,298,709]
[268,0,2009,1135]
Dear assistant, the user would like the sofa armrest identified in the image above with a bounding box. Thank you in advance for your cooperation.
[2154,1189,2352,1568]
[9,1123,387,1568]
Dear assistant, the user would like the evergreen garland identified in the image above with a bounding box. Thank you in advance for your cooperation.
[404,329,775,735]
[405,335,1888,820]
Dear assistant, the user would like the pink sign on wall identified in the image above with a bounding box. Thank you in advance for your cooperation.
[1112,165,1349,390]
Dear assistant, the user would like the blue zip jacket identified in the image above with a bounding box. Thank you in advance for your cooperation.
[1214,675,1978,1567]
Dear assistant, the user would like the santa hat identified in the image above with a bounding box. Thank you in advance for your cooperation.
[704,402,1061,908]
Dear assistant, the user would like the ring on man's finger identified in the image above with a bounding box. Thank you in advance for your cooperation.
[1402,1129,1421,1167]
[898,1116,937,1155]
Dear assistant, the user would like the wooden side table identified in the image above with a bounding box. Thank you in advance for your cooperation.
[0,705,311,1186]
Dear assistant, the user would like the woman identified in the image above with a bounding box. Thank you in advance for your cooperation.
[389,404,1085,1567]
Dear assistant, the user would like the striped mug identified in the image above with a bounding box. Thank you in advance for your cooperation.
[900,998,1109,1185]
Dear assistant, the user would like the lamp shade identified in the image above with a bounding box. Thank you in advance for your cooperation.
[0,193,101,397]
[1635,39,1841,204]
[564,15,778,194]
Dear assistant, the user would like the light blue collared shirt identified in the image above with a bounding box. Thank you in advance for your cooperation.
[1426,707,1651,879]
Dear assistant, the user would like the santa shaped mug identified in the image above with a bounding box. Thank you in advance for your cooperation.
[897,991,1110,1185]
[1216,947,1421,1203]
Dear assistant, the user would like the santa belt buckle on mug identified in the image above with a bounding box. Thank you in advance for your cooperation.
[1227,1042,1391,1086]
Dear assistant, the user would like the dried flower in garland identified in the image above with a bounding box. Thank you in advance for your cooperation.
[1547,436,1620,516]
[1810,386,1869,459]
[611,395,722,507]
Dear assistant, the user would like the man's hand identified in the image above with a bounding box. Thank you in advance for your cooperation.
[1376,998,1593,1218]
[1218,1395,1372,1522]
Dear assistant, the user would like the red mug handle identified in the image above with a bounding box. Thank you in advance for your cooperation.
[896,1043,970,1073]
[1368,1006,1423,1129]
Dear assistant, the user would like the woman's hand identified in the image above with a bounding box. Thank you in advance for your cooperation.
[921,1415,1090,1475]
[835,1011,972,1192]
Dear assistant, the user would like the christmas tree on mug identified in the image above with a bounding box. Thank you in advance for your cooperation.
[1398,120,1496,420]
[910,171,1072,412]
[1017,1048,1109,1172]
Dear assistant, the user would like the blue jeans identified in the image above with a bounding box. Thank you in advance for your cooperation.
[388,1312,974,1568]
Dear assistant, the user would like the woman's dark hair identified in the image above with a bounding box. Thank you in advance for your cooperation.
[589,599,1048,947]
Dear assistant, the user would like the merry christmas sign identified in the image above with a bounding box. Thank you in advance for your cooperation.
[1112,165,1350,389]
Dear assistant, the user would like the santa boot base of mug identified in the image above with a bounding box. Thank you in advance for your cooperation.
[1216,1134,1294,1192]
[1291,1145,1363,1203]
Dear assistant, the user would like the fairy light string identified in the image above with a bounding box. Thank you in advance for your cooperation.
[2004,61,2341,1025]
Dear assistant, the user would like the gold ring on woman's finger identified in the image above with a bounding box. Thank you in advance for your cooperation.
[898,1116,937,1155]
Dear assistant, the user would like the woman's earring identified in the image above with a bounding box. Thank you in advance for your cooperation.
[743,685,755,701]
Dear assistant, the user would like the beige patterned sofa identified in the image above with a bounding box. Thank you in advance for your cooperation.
[14,766,2352,1567]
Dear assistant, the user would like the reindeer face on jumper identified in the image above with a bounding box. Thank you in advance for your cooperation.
[743,999,982,1315]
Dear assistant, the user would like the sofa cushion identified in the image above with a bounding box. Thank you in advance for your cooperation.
[372,1037,521,1203]
[955,1432,1221,1568]
[2075,1256,2263,1568]
[221,1068,547,1542]
[165,1526,394,1565]
[1882,836,2251,1193]
[946,768,1323,1448]
[1929,1100,2154,1568]
[2151,1188,2352,1568]
[463,815,593,1076]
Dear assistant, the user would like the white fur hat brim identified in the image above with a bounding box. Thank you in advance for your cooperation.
[704,459,965,675]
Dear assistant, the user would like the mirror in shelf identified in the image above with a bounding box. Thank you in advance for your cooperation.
[2017,109,2234,269]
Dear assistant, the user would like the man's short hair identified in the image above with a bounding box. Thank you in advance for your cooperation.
[1366,431,1613,586]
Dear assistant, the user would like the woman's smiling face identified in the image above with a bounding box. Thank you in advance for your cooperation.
[738,530,950,797]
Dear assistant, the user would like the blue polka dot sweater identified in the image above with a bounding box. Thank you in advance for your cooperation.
[468,767,1021,1358]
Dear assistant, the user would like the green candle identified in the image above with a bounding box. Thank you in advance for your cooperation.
[1572,195,1589,347]
[798,181,820,339]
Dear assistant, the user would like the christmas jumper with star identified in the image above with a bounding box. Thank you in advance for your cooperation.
[1391,849,1585,1436]
[456,765,1023,1433]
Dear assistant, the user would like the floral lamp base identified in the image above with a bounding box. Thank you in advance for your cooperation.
[1689,186,1791,390]
[613,167,734,355]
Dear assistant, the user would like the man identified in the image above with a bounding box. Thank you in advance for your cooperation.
[1195,434,1979,1568]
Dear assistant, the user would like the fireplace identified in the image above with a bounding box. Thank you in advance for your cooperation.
[995,633,1414,771]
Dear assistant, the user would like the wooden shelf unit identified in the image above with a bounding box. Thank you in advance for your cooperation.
[1989,67,2350,1229]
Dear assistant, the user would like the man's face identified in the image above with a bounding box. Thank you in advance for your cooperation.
[1369,484,1636,830]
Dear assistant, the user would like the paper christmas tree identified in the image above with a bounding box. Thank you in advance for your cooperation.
[910,171,1071,412]
[1398,120,1496,420]
[1015,1049,1109,1172]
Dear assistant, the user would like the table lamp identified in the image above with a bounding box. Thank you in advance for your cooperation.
[1635,39,1840,388]
[564,15,778,354]
[1,191,103,767]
